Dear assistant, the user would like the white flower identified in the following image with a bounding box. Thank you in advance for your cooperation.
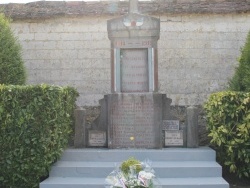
[139,171,155,179]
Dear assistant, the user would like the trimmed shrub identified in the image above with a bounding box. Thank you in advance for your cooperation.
[0,84,78,188]
[0,13,26,85]
[204,91,250,178]
[229,31,250,91]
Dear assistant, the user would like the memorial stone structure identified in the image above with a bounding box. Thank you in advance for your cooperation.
[105,0,165,149]
[80,0,198,149]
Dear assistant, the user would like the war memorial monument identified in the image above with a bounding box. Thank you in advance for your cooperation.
[40,1,229,187]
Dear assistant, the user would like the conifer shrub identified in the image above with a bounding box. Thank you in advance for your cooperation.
[0,13,26,85]
[204,91,250,178]
[0,84,78,188]
[229,31,250,91]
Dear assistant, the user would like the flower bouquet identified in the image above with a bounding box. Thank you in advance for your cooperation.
[105,157,162,188]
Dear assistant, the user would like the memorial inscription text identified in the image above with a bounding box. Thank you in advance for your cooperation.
[111,97,157,148]
[121,49,149,92]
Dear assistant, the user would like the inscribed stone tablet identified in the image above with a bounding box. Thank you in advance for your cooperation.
[120,49,149,92]
[165,130,183,146]
[107,93,163,149]
[162,120,179,130]
[88,130,106,147]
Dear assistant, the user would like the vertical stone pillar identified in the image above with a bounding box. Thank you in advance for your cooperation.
[186,106,199,148]
[74,108,86,148]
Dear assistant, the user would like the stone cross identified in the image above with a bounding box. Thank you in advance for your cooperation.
[129,0,139,14]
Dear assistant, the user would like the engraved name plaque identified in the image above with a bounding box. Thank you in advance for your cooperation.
[165,130,183,146]
[88,130,106,147]
[162,120,180,130]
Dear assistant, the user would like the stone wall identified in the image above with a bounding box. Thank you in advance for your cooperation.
[1,1,250,106]
[158,14,248,105]
[12,17,111,106]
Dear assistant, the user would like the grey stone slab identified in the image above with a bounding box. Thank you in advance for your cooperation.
[165,130,184,146]
[60,147,216,162]
[106,93,164,149]
[74,108,86,148]
[159,177,229,188]
[40,177,104,188]
[120,48,149,92]
[162,120,180,130]
[180,122,187,148]
[186,106,199,148]
[88,130,106,147]
[91,98,108,132]
[49,161,221,178]
[40,177,229,188]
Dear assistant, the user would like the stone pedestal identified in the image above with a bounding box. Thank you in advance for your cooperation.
[186,106,199,148]
[74,108,86,148]
[107,93,165,149]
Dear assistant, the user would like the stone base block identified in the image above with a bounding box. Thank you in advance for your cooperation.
[106,93,165,149]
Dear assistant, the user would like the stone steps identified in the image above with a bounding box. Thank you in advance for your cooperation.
[40,147,229,188]
[59,147,215,161]
[50,161,222,178]
[40,177,228,188]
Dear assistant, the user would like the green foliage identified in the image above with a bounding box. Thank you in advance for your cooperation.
[204,91,250,178]
[0,84,78,188]
[229,31,250,91]
[121,157,142,175]
[0,13,26,85]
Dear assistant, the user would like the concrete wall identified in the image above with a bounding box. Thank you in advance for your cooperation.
[6,1,249,106]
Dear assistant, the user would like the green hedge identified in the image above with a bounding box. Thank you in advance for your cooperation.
[0,84,78,188]
[204,91,250,178]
